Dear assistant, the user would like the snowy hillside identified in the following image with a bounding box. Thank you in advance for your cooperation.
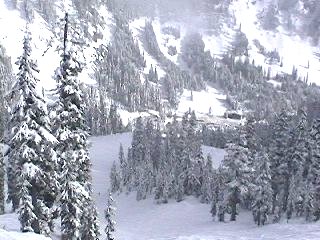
[2,132,320,239]
[3,0,320,239]
[1,0,320,125]
[89,133,320,240]
[144,0,320,85]
[229,0,320,84]
[77,133,320,239]
[0,229,51,240]
[0,0,113,91]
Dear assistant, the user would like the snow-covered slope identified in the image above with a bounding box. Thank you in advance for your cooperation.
[0,0,113,92]
[209,0,320,84]
[130,17,166,79]
[177,87,226,118]
[91,133,320,240]
[0,229,51,240]
[2,133,320,239]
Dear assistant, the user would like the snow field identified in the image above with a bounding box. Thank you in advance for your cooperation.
[176,87,227,119]
[129,18,166,79]
[89,133,320,240]
[229,0,320,84]
[2,133,320,239]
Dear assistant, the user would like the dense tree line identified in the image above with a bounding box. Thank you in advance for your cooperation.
[110,112,215,204]
[0,45,12,215]
[211,108,320,225]
[90,11,162,115]
[110,109,320,226]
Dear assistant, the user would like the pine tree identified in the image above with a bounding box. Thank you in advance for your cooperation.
[105,192,116,240]
[110,161,121,193]
[131,117,145,171]
[119,144,128,187]
[221,142,251,221]
[252,152,273,226]
[53,13,99,239]
[200,155,213,203]
[0,143,4,214]
[285,109,309,217]
[7,31,58,234]
[136,147,154,200]
[19,171,37,233]
[81,201,100,240]
[269,110,291,216]
[240,117,257,209]
[305,119,320,221]
[211,169,224,221]
[0,47,6,214]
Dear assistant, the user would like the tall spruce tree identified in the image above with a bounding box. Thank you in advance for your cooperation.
[7,32,58,234]
[252,152,273,226]
[286,108,309,218]
[269,110,291,216]
[105,192,116,240]
[0,144,4,215]
[119,144,128,186]
[0,45,9,215]
[305,119,320,221]
[110,161,121,193]
[53,13,99,239]
[221,142,251,221]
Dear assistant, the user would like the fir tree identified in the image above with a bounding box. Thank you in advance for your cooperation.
[53,13,99,239]
[286,108,309,219]
[0,144,4,214]
[269,110,291,215]
[119,144,128,187]
[110,161,121,193]
[7,31,58,234]
[221,142,251,221]
[81,201,100,240]
[200,155,214,203]
[305,119,320,221]
[252,152,273,226]
[105,192,116,240]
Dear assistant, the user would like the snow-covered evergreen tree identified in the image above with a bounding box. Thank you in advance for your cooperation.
[119,144,128,187]
[200,155,214,204]
[286,108,309,219]
[110,161,121,193]
[304,119,320,221]
[53,13,99,239]
[0,144,4,214]
[81,201,100,240]
[105,192,116,240]
[269,110,291,216]
[252,152,273,226]
[7,31,58,234]
[221,142,251,221]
